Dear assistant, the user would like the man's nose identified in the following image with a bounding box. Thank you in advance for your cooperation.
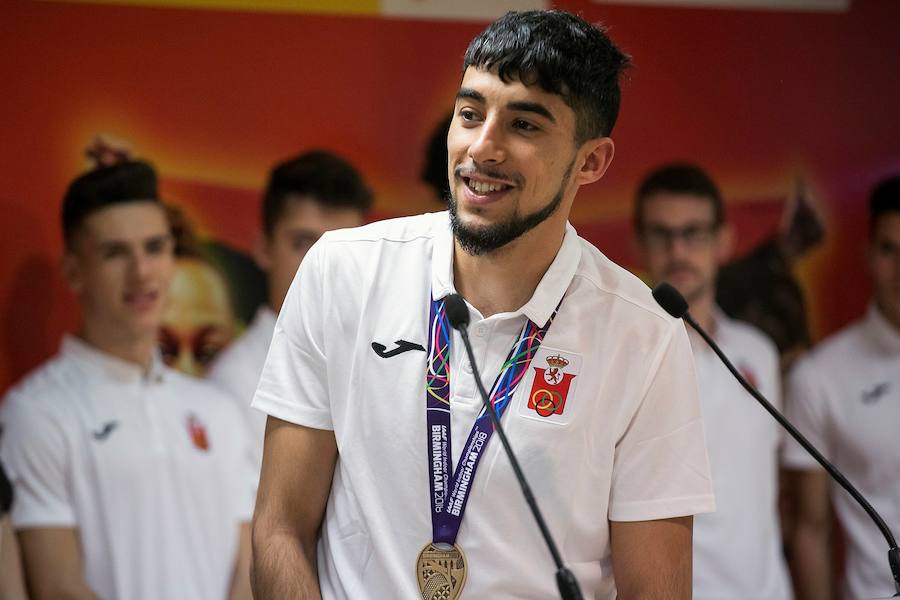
[468,118,506,166]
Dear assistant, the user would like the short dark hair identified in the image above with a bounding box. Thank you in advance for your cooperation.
[421,112,453,204]
[634,163,725,232]
[61,160,160,248]
[870,174,900,234]
[262,150,373,237]
[463,10,630,144]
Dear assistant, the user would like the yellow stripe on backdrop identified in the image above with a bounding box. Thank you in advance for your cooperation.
[37,0,379,16]
[37,0,548,18]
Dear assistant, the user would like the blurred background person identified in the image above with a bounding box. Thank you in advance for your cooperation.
[0,160,254,600]
[208,149,372,472]
[159,204,238,377]
[784,174,900,600]
[634,163,792,599]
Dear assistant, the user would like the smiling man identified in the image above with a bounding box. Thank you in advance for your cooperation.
[251,11,714,599]
[0,161,254,600]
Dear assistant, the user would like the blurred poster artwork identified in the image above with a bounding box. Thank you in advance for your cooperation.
[36,0,380,16]
[591,0,849,11]
[159,200,266,378]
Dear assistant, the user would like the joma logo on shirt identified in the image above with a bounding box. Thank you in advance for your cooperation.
[92,420,118,441]
[861,381,890,404]
[371,339,426,358]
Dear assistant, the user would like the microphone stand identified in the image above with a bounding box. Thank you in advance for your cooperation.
[451,314,584,600]
[655,282,900,596]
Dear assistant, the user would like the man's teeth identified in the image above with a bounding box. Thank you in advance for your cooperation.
[468,180,506,194]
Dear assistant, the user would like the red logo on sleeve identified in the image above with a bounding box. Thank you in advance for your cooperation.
[739,364,758,389]
[527,355,576,417]
[187,414,210,451]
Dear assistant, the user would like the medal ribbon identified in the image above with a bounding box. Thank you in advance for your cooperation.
[425,294,559,544]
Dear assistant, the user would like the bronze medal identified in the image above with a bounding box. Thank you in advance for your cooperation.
[416,542,467,600]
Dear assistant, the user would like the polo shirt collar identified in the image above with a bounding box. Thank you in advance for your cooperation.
[431,211,581,327]
[61,334,167,383]
[863,303,900,355]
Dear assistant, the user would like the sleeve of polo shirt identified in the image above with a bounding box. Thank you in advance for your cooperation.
[608,321,716,522]
[0,393,76,528]
[781,358,828,470]
[252,239,333,430]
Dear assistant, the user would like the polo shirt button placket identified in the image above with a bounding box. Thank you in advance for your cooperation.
[141,381,165,455]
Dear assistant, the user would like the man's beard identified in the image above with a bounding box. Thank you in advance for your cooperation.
[449,159,574,256]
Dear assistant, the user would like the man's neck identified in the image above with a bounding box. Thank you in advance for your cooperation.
[875,299,900,334]
[453,224,565,318]
[78,321,157,373]
[688,292,717,336]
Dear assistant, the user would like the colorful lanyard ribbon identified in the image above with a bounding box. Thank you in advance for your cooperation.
[425,294,559,544]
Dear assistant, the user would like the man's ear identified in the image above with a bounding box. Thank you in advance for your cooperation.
[253,234,271,273]
[717,222,735,264]
[575,137,615,186]
[62,252,84,295]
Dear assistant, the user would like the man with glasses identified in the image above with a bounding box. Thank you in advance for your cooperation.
[634,163,792,599]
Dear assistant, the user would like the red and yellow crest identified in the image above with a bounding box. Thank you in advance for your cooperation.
[187,414,210,451]
[527,354,577,417]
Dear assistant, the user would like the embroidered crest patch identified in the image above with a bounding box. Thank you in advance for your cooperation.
[187,414,210,451]
[518,347,581,425]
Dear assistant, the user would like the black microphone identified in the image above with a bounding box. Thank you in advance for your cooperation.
[652,282,900,597]
[443,293,584,600]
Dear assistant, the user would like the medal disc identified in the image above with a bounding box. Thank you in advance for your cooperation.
[416,542,467,600]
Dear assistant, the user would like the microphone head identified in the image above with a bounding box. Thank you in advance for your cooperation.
[652,282,689,319]
[443,293,470,330]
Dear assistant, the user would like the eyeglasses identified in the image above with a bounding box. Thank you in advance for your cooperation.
[639,222,720,250]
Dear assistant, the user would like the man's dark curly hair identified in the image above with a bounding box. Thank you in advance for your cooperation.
[463,10,630,144]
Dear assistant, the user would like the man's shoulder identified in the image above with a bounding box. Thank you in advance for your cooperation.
[571,238,677,329]
[787,319,870,399]
[161,367,247,427]
[320,211,446,248]
[208,322,267,381]
[719,315,779,363]
[2,353,76,416]
[803,317,869,372]
[164,367,237,404]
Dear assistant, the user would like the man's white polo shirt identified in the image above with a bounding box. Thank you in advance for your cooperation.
[208,305,277,473]
[0,336,255,600]
[784,305,900,600]
[252,211,715,599]
[690,311,791,599]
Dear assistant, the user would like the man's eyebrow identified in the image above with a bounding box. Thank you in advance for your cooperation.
[146,232,173,242]
[507,101,555,123]
[456,89,556,123]
[96,239,128,251]
[456,88,485,103]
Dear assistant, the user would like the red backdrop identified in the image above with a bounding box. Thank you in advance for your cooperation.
[1,0,899,392]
